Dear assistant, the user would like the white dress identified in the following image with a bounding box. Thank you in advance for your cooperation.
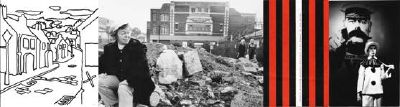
[357,56,391,95]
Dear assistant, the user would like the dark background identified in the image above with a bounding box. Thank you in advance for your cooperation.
[330,1,400,106]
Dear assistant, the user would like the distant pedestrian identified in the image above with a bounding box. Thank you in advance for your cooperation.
[248,39,256,60]
[237,39,246,58]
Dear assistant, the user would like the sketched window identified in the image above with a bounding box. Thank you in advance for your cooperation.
[23,38,29,49]
[42,43,46,50]
[30,39,35,49]
[47,43,50,50]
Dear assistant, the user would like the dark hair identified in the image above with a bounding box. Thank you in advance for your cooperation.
[111,23,129,39]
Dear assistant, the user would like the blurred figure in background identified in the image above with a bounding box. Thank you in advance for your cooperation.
[248,39,257,60]
[237,38,246,59]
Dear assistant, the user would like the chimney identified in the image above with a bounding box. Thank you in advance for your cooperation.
[36,22,40,30]
[1,5,7,19]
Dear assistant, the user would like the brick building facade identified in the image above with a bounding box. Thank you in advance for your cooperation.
[148,1,255,47]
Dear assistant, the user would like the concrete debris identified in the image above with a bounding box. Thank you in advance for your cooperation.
[180,100,192,105]
[221,87,237,94]
[183,50,203,76]
[145,43,263,107]
[157,49,183,84]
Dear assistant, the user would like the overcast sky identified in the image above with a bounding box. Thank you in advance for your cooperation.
[100,0,263,32]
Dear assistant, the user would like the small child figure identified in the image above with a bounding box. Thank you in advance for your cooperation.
[357,41,395,106]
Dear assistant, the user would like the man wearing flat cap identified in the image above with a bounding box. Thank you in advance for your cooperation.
[329,4,374,106]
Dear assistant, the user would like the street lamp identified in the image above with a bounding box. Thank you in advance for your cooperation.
[158,24,161,43]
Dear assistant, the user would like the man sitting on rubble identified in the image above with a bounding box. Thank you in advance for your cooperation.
[99,24,155,107]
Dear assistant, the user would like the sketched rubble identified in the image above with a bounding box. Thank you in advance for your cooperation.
[34,88,53,94]
[32,75,79,86]
[15,87,31,95]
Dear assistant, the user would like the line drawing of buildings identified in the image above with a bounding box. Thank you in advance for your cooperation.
[0,0,98,106]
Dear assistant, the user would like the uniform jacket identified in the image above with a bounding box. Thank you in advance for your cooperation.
[357,56,391,95]
[100,39,155,105]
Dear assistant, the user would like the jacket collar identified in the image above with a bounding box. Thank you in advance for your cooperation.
[367,56,377,60]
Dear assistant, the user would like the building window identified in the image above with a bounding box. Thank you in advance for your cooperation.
[152,14,157,21]
[204,8,209,13]
[191,8,195,13]
[23,38,29,49]
[160,26,169,35]
[188,25,193,31]
[165,14,169,21]
[187,24,212,32]
[175,23,179,30]
[153,27,157,34]
[160,14,169,22]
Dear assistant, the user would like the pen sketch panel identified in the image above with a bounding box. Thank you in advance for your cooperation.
[0,0,99,106]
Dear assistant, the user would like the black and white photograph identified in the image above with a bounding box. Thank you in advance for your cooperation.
[98,0,263,107]
[329,1,400,106]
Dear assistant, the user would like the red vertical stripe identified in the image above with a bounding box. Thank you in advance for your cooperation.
[269,0,276,106]
[309,0,316,106]
[282,0,290,106]
[323,0,330,106]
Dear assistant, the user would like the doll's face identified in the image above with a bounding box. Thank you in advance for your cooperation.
[368,46,377,56]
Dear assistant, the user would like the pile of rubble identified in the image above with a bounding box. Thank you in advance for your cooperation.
[146,43,263,107]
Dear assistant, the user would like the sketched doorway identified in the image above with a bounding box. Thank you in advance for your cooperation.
[22,53,34,74]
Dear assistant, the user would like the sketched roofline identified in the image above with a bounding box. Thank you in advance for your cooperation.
[1,16,18,38]
[29,23,50,43]
[5,15,36,36]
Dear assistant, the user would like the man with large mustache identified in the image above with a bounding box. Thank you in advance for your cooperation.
[329,4,373,106]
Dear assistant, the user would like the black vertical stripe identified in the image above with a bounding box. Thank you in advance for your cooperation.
[302,0,309,106]
[315,0,324,106]
[276,0,282,105]
[289,0,296,106]
[263,0,268,106]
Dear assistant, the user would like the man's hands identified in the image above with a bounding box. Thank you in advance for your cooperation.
[357,92,362,102]
[329,33,345,51]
